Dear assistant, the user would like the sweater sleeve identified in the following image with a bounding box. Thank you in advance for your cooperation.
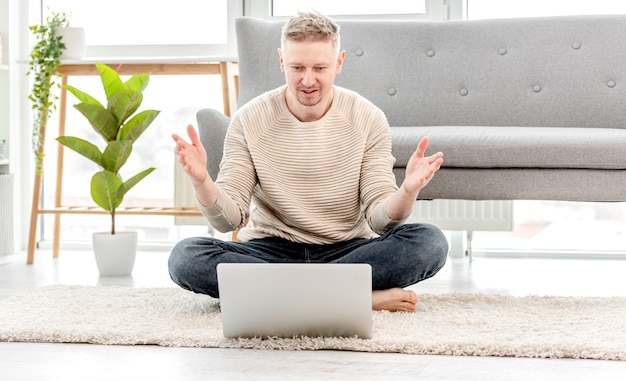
[196,112,258,232]
[356,99,409,233]
[196,187,245,233]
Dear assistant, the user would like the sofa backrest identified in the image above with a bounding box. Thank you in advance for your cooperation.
[236,15,626,129]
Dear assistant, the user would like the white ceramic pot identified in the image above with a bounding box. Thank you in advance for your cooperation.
[92,231,137,276]
[58,27,86,59]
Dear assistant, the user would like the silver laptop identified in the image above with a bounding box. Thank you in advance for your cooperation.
[216,263,372,339]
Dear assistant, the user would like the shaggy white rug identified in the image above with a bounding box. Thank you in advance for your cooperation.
[0,285,624,360]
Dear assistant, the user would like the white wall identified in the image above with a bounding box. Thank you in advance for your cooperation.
[0,0,32,252]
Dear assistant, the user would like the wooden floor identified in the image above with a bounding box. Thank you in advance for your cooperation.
[1,249,625,381]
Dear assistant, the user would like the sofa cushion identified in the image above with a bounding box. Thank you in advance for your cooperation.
[392,126,626,170]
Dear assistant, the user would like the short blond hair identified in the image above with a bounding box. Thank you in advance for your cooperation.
[281,11,341,53]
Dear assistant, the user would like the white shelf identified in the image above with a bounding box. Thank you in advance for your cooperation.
[0,159,8,165]
[0,65,8,71]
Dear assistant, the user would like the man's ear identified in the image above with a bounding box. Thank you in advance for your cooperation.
[336,50,346,74]
[278,48,285,72]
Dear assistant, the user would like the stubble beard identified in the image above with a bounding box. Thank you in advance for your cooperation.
[297,91,322,107]
[298,98,321,107]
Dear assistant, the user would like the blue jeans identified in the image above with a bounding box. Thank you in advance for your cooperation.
[168,223,448,298]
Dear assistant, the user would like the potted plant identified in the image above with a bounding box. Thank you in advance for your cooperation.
[56,62,160,276]
[27,11,70,170]
[28,11,86,170]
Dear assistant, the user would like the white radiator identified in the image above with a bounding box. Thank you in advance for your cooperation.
[409,199,514,260]
[409,199,514,232]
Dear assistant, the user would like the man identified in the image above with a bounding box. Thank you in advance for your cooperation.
[169,11,448,313]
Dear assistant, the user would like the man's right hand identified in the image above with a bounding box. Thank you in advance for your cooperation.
[172,125,217,206]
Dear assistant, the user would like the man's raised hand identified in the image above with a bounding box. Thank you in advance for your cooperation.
[401,136,443,197]
[172,125,209,187]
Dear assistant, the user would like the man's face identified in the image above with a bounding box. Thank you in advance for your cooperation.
[279,39,345,119]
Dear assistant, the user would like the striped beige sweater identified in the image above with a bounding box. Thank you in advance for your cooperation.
[199,85,406,244]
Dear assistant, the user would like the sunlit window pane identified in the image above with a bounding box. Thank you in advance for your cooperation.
[42,0,228,45]
[272,0,426,17]
[468,0,626,20]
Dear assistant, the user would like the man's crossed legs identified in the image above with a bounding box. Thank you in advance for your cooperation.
[168,223,448,312]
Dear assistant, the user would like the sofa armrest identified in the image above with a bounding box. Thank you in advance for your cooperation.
[196,108,231,181]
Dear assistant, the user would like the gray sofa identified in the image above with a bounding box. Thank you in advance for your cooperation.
[198,15,626,202]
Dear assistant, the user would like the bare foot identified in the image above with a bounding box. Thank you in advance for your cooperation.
[372,288,418,312]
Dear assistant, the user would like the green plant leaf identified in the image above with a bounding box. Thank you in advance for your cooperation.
[121,167,156,196]
[119,110,160,142]
[73,103,119,141]
[56,136,103,166]
[124,73,150,93]
[101,140,132,173]
[96,62,125,101]
[91,170,124,212]
[108,90,142,127]
[65,84,103,108]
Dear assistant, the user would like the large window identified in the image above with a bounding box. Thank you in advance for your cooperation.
[39,0,240,58]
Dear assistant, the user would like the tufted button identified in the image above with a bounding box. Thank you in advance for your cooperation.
[459,88,469,96]
[498,48,507,55]
[533,84,542,93]
[355,49,364,56]
[608,80,617,88]
[387,88,397,96]
[572,42,581,50]
[426,50,435,57]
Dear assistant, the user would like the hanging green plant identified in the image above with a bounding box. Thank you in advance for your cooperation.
[27,11,69,171]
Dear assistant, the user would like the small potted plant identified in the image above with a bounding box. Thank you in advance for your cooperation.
[57,62,160,276]
[27,11,70,170]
